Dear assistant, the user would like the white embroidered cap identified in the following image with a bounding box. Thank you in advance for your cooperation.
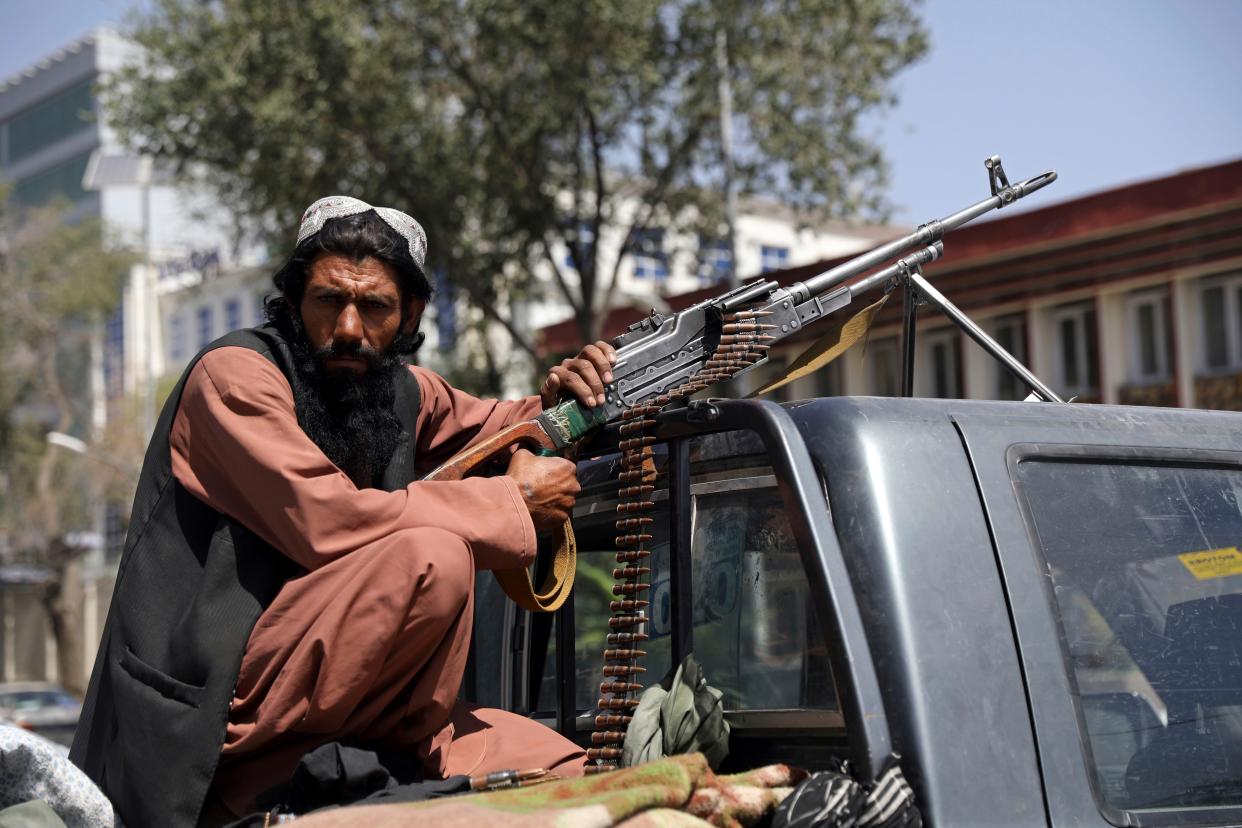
[296,195,428,274]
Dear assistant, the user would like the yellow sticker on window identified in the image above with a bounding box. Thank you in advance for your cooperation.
[1178,547,1242,580]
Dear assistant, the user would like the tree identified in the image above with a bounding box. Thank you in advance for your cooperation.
[0,195,138,693]
[106,0,927,373]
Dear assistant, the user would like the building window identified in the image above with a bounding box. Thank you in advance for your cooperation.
[169,313,186,362]
[12,151,92,207]
[632,229,667,280]
[1126,290,1171,383]
[813,360,842,398]
[434,269,456,353]
[992,313,1028,400]
[563,222,595,272]
[1052,302,1099,398]
[255,292,269,325]
[224,298,242,332]
[197,306,214,349]
[1199,275,1242,373]
[103,307,124,400]
[921,328,962,399]
[697,237,732,285]
[760,245,789,273]
[5,78,94,165]
[868,337,899,396]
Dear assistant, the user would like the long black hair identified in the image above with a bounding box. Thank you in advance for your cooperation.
[264,210,433,356]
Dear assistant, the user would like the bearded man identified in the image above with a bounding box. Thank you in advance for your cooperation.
[71,197,615,827]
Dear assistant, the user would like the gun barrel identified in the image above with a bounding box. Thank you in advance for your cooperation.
[792,168,1057,302]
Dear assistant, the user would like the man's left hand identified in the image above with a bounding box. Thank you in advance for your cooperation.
[541,340,618,410]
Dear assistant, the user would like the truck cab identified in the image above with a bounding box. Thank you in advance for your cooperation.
[464,396,1242,827]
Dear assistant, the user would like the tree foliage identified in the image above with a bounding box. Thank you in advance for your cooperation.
[107,0,927,362]
[0,195,138,692]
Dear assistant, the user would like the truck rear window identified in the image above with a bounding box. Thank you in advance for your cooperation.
[1017,460,1242,812]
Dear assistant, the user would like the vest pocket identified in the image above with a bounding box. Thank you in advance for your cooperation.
[119,646,206,708]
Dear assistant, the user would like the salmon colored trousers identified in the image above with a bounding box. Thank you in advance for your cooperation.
[210,526,587,816]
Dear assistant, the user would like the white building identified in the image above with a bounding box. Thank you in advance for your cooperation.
[0,28,267,415]
[434,194,901,398]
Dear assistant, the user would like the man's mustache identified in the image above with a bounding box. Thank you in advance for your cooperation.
[315,341,384,371]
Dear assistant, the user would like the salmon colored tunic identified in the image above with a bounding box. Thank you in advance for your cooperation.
[170,347,586,817]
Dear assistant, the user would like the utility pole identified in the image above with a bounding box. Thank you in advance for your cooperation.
[715,27,739,288]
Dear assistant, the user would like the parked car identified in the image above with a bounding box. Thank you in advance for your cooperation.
[0,682,81,747]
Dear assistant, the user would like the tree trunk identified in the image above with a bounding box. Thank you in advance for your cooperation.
[39,540,85,695]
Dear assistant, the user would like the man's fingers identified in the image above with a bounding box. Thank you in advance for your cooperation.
[570,356,607,400]
[580,343,615,384]
[553,367,600,408]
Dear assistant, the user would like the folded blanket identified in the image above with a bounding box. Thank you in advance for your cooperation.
[293,753,806,828]
[0,726,116,828]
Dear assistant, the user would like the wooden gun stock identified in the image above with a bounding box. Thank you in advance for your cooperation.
[424,418,575,614]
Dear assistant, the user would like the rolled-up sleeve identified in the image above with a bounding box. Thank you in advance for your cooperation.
[170,347,541,572]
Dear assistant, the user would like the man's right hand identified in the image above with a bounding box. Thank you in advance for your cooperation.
[506,448,581,531]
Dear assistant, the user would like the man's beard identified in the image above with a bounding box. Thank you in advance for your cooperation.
[285,316,406,489]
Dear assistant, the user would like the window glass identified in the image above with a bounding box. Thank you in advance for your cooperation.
[544,435,837,720]
[993,314,1027,400]
[433,270,456,352]
[169,313,186,361]
[691,482,835,710]
[1137,303,1158,376]
[197,305,214,348]
[1236,285,1242,364]
[760,245,790,273]
[920,331,960,399]
[1060,316,1080,388]
[1085,309,1100,388]
[103,307,124,398]
[1017,460,1242,811]
[632,229,668,280]
[697,237,732,285]
[869,337,898,396]
[813,360,842,398]
[1202,285,1228,369]
[1054,304,1099,396]
[6,78,94,164]
[225,299,242,332]
[12,151,92,207]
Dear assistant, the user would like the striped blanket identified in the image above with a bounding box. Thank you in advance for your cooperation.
[290,752,921,827]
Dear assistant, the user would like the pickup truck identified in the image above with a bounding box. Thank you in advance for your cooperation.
[461,395,1242,827]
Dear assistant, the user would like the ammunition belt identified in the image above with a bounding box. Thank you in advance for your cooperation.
[586,309,773,772]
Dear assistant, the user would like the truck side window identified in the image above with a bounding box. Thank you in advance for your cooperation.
[1017,460,1242,813]
[534,430,838,721]
[690,482,835,710]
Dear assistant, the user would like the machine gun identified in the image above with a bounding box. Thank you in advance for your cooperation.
[427,155,1059,771]
[429,155,1061,484]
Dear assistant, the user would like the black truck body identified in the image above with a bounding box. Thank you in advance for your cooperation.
[464,396,1242,827]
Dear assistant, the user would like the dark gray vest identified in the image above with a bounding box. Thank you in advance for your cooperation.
[70,325,421,827]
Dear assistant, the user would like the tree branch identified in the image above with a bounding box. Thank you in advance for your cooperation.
[540,234,583,316]
[600,116,711,331]
[476,299,540,361]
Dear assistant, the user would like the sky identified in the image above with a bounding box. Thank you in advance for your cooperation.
[2,0,1240,225]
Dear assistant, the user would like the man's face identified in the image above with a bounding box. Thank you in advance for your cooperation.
[298,253,426,376]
